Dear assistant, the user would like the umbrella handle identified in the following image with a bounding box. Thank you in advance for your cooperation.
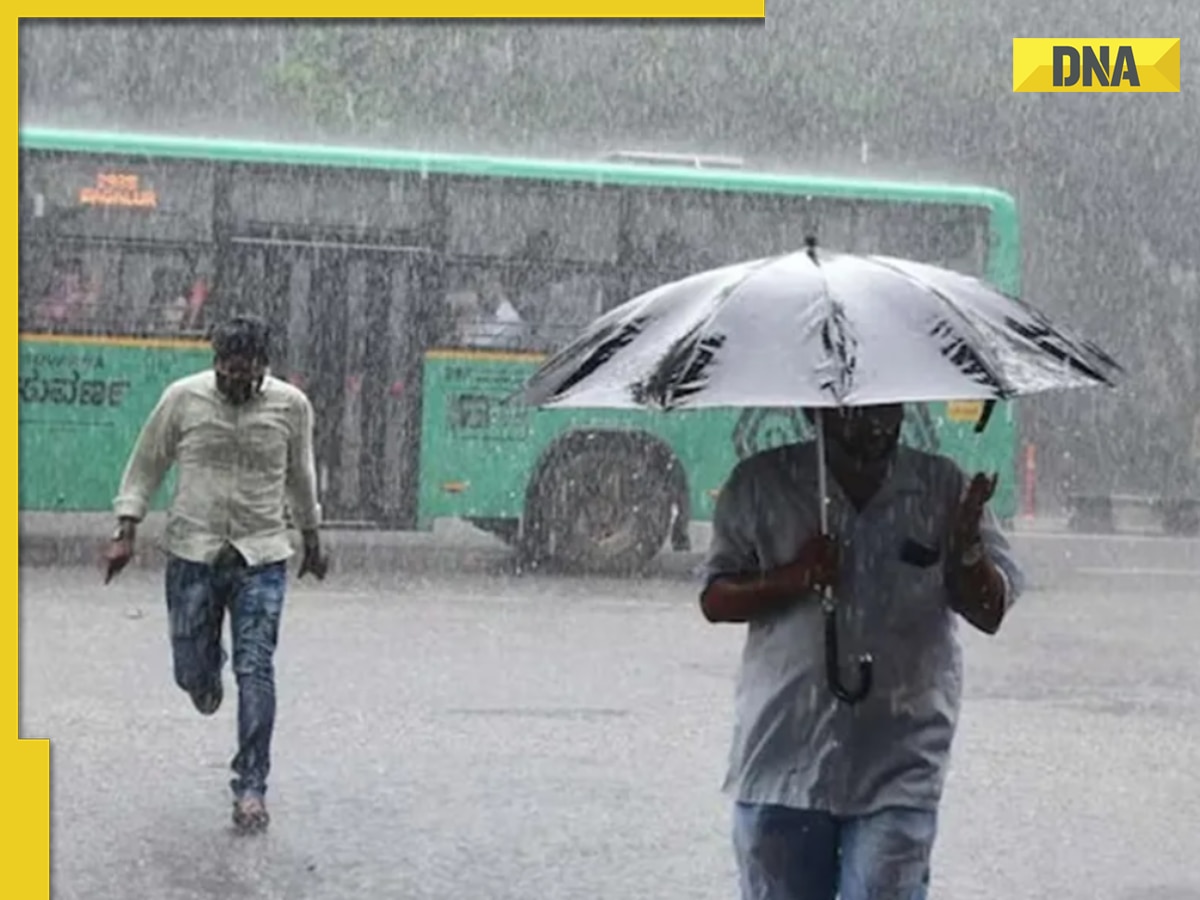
[815,414,872,703]
[823,602,874,705]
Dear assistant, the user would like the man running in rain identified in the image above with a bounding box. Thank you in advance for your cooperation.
[700,403,1025,900]
[104,314,327,833]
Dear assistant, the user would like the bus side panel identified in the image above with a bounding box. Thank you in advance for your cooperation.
[418,354,1019,528]
[417,353,542,526]
[417,352,735,527]
[18,339,209,511]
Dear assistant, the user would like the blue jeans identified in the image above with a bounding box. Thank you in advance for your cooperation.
[733,802,938,900]
[165,555,287,800]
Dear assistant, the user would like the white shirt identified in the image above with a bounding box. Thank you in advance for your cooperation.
[113,370,321,566]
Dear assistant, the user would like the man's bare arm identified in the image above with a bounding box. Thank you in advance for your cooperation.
[701,535,838,624]
[702,569,806,624]
[946,551,1008,635]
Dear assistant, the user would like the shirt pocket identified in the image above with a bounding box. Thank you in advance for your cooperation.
[883,531,950,631]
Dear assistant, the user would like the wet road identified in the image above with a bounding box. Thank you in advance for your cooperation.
[20,562,1200,900]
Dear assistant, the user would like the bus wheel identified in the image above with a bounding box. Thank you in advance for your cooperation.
[523,444,674,576]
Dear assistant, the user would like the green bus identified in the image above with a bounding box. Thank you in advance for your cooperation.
[18,126,1021,573]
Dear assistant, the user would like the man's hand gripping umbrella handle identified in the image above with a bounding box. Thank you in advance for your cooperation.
[815,413,874,705]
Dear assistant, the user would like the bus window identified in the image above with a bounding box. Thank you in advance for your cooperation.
[717,193,846,260]
[440,250,612,355]
[520,267,610,351]
[775,197,989,277]
[625,189,719,269]
[440,268,521,351]
[21,254,103,331]
[22,152,214,244]
[622,226,707,299]
[445,177,621,264]
[436,177,624,352]
[229,166,427,235]
[18,240,213,337]
[872,202,990,276]
[626,187,990,283]
[148,264,211,335]
[627,189,855,272]
[503,229,614,352]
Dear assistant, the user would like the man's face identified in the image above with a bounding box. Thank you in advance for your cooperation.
[214,354,266,405]
[811,403,905,463]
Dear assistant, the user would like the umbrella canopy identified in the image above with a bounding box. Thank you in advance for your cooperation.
[519,240,1123,413]
[517,240,1124,705]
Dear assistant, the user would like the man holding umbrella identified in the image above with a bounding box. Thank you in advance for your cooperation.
[516,238,1120,899]
[700,402,1024,900]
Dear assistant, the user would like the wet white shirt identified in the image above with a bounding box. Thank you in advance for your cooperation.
[113,370,321,566]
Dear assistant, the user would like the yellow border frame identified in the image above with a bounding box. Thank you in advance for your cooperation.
[12,16,50,897]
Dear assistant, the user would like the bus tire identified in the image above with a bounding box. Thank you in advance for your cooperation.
[521,434,677,576]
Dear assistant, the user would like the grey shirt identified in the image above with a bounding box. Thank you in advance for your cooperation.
[703,441,1025,816]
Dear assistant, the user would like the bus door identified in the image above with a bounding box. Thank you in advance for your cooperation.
[225,237,434,529]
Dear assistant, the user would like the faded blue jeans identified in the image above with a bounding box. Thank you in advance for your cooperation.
[165,555,287,800]
[733,802,938,900]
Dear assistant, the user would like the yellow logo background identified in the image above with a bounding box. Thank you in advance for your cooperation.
[1012,38,1180,93]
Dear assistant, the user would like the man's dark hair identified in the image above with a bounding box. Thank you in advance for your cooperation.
[211,314,271,363]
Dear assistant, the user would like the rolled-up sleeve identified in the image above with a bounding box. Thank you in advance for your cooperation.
[285,392,322,531]
[701,464,760,591]
[113,384,181,521]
